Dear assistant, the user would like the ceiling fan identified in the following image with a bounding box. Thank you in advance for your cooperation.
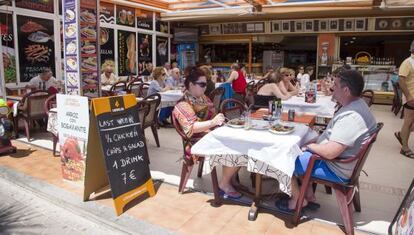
[239,4,265,16]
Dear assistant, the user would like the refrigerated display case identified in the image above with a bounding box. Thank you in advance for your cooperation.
[332,64,396,104]
[177,43,197,71]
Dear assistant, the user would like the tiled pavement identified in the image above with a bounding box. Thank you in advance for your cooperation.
[1,104,413,234]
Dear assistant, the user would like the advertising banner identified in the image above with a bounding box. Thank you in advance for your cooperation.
[99,2,114,24]
[57,94,90,183]
[156,37,168,66]
[138,33,152,74]
[136,9,153,30]
[0,13,16,84]
[118,30,136,77]
[17,15,55,83]
[16,0,54,13]
[155,13,168,33]
[100,27,114,71]
[116,6,135,27]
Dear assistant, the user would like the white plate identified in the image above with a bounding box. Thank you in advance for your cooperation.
[225,122,244,128]
[251,120,270,130]
[268,125,295,135]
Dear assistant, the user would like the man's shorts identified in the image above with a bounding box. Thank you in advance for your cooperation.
[294,151,350,183]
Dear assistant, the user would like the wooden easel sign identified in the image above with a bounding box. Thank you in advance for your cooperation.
[83,94,155,215]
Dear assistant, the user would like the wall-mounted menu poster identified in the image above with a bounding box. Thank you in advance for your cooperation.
[138,33,152,64]
[0,13,16,83]
[100,27,114,72]
[17,15,55,83]
[155,13,168,33]
[16,0,54,13]
[136,9,153,30]
[156,37,168,66]
[80,0,99,97]
[118,30,137,76]
[116,6,135,27]
[100,2,114,24]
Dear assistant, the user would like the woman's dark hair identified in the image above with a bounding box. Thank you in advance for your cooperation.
[184,66,206,89]
[305,66,314,74]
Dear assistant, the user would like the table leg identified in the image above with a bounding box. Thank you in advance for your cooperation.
[248,173,262,221]
[211,167,222,206]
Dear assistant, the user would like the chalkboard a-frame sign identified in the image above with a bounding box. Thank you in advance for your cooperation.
[83,94,155,216]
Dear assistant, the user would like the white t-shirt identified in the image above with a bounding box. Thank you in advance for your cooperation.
[300,74,310,89]
[29,75,59,90]
[317,98,377,179]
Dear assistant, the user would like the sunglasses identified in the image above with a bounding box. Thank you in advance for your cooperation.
[194,81,207,88]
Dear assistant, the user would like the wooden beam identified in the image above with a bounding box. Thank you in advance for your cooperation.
[248,36,252,74]
[243,0,267,6]
[102,0,169,10]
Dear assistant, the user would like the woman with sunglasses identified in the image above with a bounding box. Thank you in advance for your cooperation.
[173,66,242,199]
[254,71,292,107]
[148,67,172,125]
[278,67,299,97]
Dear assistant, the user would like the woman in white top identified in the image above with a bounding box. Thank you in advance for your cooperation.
[278,68,299,97]
[300,66,314,90]
[296,65,304,84]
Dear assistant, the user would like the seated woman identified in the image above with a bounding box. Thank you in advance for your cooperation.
[100,63,118,86]
[173,66,241,199]
[199,65,215,96]
[278,68,299,97]
[254,71,292,107]
[148,67,172,126]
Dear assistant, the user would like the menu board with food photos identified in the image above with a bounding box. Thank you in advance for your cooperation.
[156,37,168,66]
[99,2,114,24]
[56,94,89,183]
[16,0,54,13]
[100,27,114,72]
[84,95,155,216]
[138,33,152,64]
[118,30,136,77]
[136,9,153,30]
[0,13,16,84]
[116,6,135,27]
[63,0,81,95]
[79,0,99,97]
[155,13,168,33]
[17,15,56,83]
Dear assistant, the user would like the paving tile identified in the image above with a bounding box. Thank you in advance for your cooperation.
[222,206,275,234]
[265,219,314,235]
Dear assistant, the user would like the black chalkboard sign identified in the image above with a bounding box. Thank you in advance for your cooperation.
[84,94,155,216]
[96,96,150,198]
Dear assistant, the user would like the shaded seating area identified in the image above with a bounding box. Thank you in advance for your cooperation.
[143,93,161,147]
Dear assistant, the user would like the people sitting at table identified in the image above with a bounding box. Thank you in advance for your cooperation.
[227,63,247,100]
[254,71,292,107]
[199,65,215,96]
[165,68,183,88]
[278,68,299,97]
[215,70,226,83]
[296,65,305,85]
[26,68,61,93]
[141,62,153,76]
[299,66,314,90]
[100,63,118,86]
[173,66,242,199]
[148,67,172,126]
[275,69,377,214]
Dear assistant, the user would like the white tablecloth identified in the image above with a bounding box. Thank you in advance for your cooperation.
[191,123,318,195]
[159,90,183,108]
[283,95,336,118]
[47,108,57,136]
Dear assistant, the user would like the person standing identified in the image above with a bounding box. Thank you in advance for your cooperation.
[395,40,414,159]
[227,63,247,99]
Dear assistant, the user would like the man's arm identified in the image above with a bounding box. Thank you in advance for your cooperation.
[226,71,238,83]
[306,141,347,160]
[399,75,414,105]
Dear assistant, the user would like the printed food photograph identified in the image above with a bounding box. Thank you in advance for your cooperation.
[81,42,96,54]
[80,10,96,24]
[81,27,97,39]
[81,57,97,71]
[227,118,245,126]
[100,28,109,44]
[24,44,51,63]
[60,137,85,182]
[65,9,75,22]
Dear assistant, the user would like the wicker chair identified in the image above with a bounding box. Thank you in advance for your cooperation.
[208,87,225,113]
[127,80,143,97]
[138,83,150,98]
[15,90,50,141]
[109,81,127,95]
[220,98,248,120]
[143,93,161,147]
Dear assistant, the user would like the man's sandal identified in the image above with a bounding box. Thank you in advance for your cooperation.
[400,149,414,159]
[394,132,403,146]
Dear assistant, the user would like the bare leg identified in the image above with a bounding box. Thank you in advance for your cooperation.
[400,108,414,151]
[219,166,240,193]
[288,176,309,209]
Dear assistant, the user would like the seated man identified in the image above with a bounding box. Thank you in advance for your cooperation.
[141,62,153,76]
[26,68,61,92]
[165,68,182,88]
[275,69,377,213]
[100,64,118,86]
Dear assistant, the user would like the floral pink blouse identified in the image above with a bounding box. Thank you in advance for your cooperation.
[173,91,215,139]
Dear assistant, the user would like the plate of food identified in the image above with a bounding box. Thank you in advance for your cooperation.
[226,118,245,128]
[268,123,295,135]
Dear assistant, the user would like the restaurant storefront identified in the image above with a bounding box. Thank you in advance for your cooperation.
[0,0,171,95]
